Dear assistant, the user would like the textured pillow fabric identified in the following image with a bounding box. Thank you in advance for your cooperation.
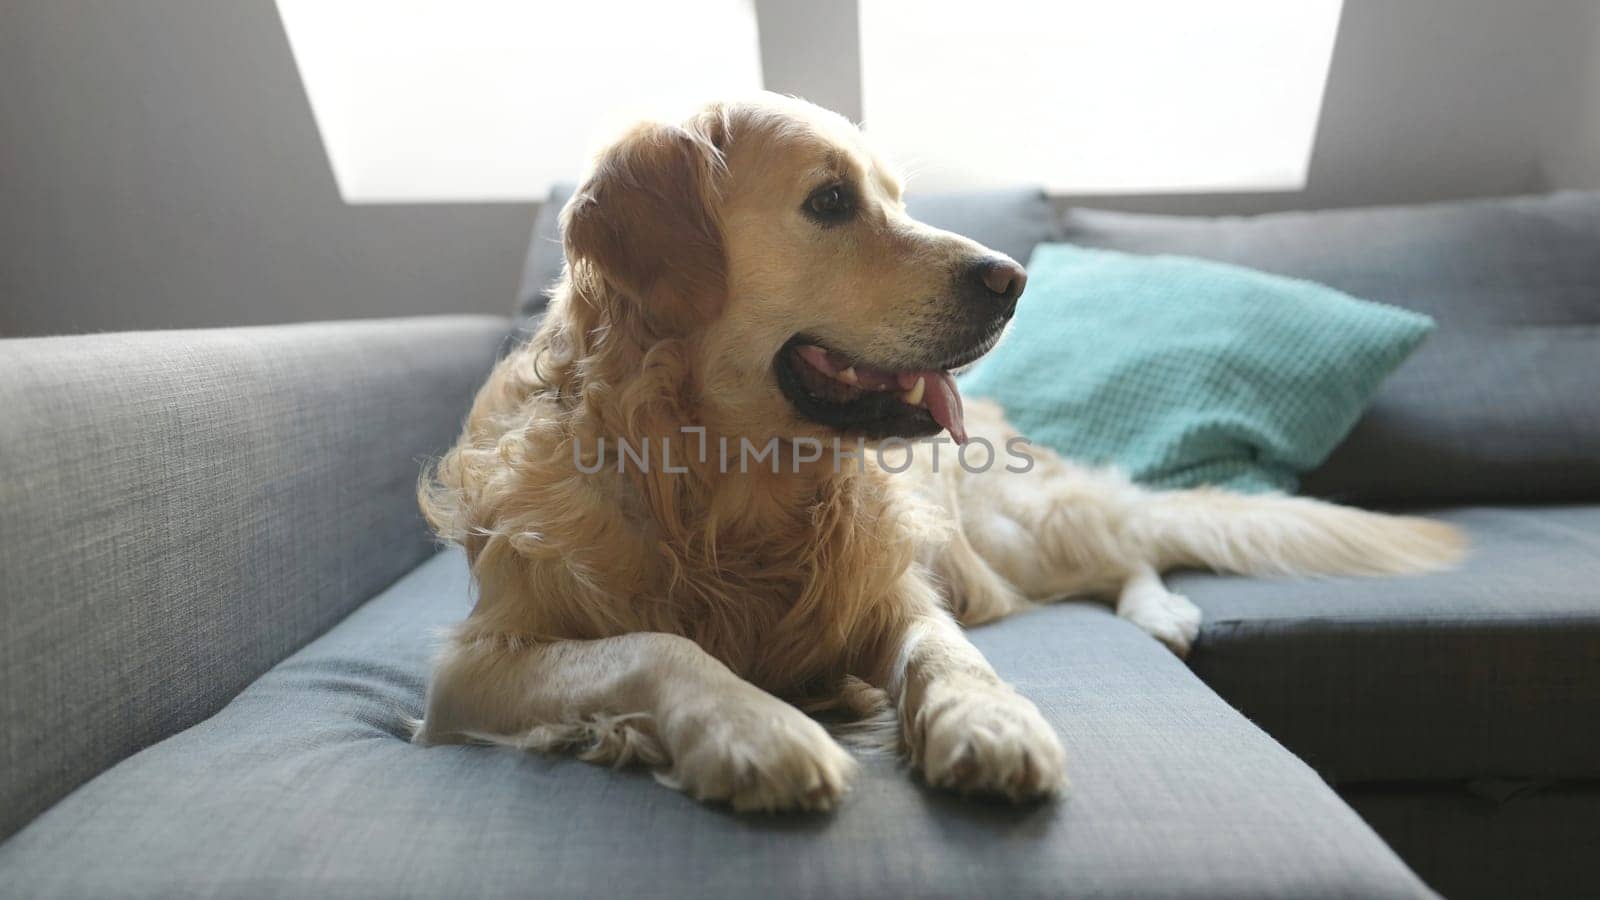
[959,245,1434,493]
[1061,192,1600,504]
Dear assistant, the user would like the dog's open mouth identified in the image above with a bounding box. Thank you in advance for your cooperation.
[774,336,976,443]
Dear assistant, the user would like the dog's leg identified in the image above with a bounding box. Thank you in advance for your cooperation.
[875,578,1067,800]
[929,401,1463,662]
[1116,563,1202,658]
[415,631,857,812]
[925,515,1032,627]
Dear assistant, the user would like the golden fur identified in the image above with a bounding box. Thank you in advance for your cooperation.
[413,94,1465,812]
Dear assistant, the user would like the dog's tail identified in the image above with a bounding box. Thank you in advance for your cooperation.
[1136,488,1467,578]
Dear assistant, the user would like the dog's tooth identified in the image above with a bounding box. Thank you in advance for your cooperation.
[838,366,858,385]
[903,376,926,406]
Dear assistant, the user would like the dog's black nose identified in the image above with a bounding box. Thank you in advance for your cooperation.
[967,256,1027,313]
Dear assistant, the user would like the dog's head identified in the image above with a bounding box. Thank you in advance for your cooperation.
[560,93,1024,445]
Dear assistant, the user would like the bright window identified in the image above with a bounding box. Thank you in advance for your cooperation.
[279,0,1343,201]
[859,0,1344,193]
[275,0,762,203]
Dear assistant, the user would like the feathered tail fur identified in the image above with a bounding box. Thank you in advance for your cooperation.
[1137,487,1467,578]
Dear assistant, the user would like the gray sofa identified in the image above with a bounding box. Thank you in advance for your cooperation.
[1,190,1595,899]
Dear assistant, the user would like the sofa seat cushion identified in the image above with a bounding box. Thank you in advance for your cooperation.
[1345,783,1600,900]
[1176,505,1600,784]
[0,552,1433,900]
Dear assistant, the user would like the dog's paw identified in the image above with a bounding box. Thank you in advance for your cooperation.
[1120,589,1202,658]
[661,698,857,813]
[913,683,1067,802]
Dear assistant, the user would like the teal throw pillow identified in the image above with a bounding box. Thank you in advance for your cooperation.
[958,244,1434,493]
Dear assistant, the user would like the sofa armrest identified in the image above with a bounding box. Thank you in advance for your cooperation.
[0,315,507,840]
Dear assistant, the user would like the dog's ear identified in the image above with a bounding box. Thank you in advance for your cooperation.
[561,113,729,335]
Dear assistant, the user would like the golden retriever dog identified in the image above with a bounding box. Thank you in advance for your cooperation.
[413,93,1464,812]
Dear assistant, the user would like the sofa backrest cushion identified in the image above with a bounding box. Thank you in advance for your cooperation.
[1061,192,1600,504]
[511,186,571,340]
[0,317,505,840]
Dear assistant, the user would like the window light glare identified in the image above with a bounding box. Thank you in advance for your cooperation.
[859,0,1345,194]
[275,0,763,203]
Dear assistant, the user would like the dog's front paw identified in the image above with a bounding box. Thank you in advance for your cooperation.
[912,681,1067,802]
[1121,589,1202,658]
[661,697,857,813]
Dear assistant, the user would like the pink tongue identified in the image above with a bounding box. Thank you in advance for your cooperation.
[897,370,967,444]
[926,371,967,444]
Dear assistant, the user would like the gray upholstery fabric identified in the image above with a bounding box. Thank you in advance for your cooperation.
[512,184,1061,342]
[1176,505,1600,784]
[0,551,1434,900]
[1345,783,1600,900]
[0,317,506,840]
[1061,192,1600,505]
[902,187,1061,269]
[512,190,567,332]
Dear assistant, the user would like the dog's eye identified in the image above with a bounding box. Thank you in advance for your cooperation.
[804,185,853,224]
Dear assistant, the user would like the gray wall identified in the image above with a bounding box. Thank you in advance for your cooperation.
[0,1,534,337]
[3,0,1597,337]
[1543,2,1600,190]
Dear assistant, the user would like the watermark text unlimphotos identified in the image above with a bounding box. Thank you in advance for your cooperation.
[573,427,1035,476]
